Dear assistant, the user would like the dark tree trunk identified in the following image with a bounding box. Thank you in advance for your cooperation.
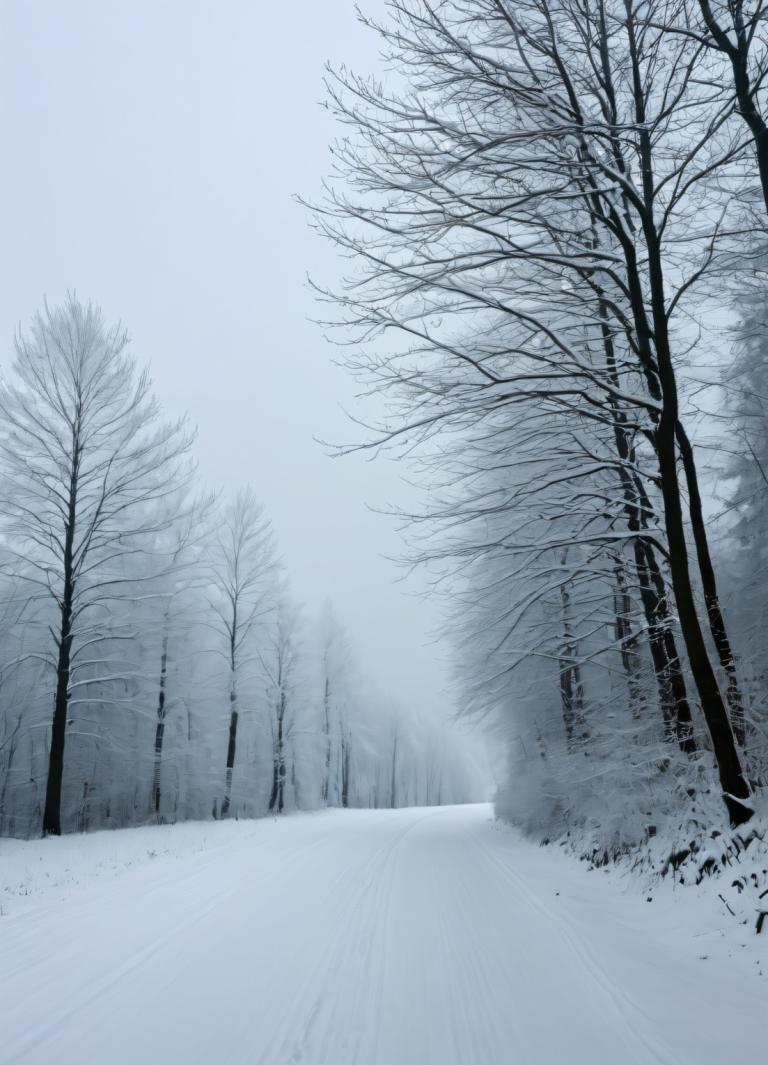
[652,404,750,821]
[268,757,278,812]
[622,23,750,823]
[598,292,694,748]
[637,538,696,752]
[277,703,285,813]
[43,457,79,837]
[558,561,587,750]
[268,691,286,814]
[152,634,169,817]
[613,425,694,749]
[221,699,238,817]
[676,423,745,744]
[222,622,239,817]
[642,226,751,822]
[43,600,73,836]
[341,731,350,809]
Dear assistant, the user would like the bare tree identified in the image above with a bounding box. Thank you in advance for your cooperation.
[317,604,355,806]
[264,597,301,815]
[150,501,213,820]
[207,489,277,819]
[313,0,753,823]
[0,297,194,835]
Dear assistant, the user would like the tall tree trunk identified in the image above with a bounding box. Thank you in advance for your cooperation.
[598,292,694,748]
[152,633,169,818]
[637,537,696,751]
[558,552,587,750]
[268,755,278,813]
[341,729,350,809]
[612,556,644,718]
[642,230,751,821]
[277,754,285,813]
[44,600,73,836]
[268,691,286,814]
[221,677,238,818]
[623,21,750,823]
[277,695,285,813]
[43,457,79,837]
[676,423,745,744]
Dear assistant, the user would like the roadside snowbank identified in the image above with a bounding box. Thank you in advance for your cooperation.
[0,814,314,918]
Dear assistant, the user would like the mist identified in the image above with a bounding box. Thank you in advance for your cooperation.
[0,0,449,722]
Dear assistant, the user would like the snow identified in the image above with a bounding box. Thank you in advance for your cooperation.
[0,804,764,1065]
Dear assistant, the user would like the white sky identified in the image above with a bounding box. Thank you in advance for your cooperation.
[0,1,456,719]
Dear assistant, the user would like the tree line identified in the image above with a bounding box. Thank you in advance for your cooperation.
[0,298,482,838]
[314,0,768,851]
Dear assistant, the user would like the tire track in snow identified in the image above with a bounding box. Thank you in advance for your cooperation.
[468,820,680,1065]
[259,808,443,1065]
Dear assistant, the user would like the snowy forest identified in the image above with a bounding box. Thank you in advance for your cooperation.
[3,2,768,1061]
[0,298,481,838]
[310,0,768,858]
[3,0,768,865]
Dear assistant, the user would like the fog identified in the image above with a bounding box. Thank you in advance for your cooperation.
[0,1,452,718]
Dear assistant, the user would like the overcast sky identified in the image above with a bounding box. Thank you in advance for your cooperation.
[0,1,459,720]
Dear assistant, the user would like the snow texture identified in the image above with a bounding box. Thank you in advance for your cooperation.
[0,804,764,1065]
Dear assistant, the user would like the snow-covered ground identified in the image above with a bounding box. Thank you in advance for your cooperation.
[0,804,764,1065]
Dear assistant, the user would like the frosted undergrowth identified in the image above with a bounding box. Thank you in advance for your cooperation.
[561,799,768,951]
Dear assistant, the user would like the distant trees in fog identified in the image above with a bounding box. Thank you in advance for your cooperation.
[0,297,483,837]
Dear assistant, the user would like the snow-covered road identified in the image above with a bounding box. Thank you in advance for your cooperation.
[1,805,763,1065]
